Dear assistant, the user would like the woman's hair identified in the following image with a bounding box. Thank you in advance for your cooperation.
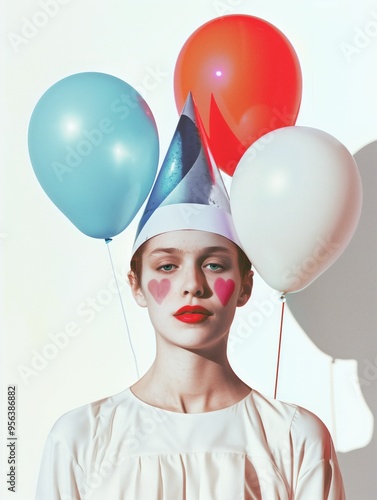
[129,238,252,285]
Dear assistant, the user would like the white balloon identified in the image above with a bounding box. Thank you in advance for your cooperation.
[230,126,363,293]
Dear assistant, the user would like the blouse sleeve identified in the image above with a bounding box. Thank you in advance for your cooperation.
[291,407,346,500]
[35,426,88,500]
[294,458,345,499]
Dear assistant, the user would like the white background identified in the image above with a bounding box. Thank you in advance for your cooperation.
[2,0,377,498]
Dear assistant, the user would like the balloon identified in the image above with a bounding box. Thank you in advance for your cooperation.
[174,15,302,176]
[230,126,363,293]
[28,72,159,239]
[286,140,377,356]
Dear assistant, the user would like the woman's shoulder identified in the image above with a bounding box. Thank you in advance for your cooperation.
[248,390,333,451]
[48,387,133,443]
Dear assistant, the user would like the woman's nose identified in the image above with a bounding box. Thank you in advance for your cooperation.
[180,266,207,298]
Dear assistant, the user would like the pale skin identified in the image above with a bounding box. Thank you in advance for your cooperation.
[128,230,254,414]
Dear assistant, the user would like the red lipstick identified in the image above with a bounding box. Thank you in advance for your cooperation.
[174,305,213,324]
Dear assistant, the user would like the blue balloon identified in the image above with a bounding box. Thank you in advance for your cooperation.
[28,72,159,239]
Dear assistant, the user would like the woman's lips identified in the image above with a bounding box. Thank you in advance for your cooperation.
[174,305,213,324]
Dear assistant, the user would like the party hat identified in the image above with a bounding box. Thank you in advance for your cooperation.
[132,93,240,253]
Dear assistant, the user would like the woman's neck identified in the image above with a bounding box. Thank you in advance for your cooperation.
[131,340,251,413]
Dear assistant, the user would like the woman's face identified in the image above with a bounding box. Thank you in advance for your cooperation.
[129,230,253,352]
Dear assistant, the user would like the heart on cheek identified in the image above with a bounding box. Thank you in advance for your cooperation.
[214,278,235,306]
[148,279,171,304]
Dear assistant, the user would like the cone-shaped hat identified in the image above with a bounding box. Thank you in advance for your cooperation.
[132,93,240,253]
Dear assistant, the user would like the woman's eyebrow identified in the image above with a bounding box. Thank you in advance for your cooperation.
[202,246,232,255]
[148,246,232,257]
[148,247,183,257]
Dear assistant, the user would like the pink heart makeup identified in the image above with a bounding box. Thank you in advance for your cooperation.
[148,279,171,304]
[214,278,235,306]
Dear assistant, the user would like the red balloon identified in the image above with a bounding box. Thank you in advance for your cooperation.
[174,15,302,176]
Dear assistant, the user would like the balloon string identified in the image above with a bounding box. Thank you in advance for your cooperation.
[330,358,337,449]
[273,297,286,399]
[105,238,140,379]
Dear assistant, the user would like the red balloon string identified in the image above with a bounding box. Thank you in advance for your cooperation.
[329,358,338,449]
[273,298,286,399]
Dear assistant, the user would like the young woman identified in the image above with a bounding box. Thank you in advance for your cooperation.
[35,96,345,499]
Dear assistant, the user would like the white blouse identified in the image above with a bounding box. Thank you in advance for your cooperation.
[35,387,345,499]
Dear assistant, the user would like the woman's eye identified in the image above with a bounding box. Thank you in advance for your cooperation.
[206,263,223,271]
[158,264,175,272]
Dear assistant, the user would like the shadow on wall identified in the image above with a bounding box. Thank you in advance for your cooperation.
[287,140,377,499]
